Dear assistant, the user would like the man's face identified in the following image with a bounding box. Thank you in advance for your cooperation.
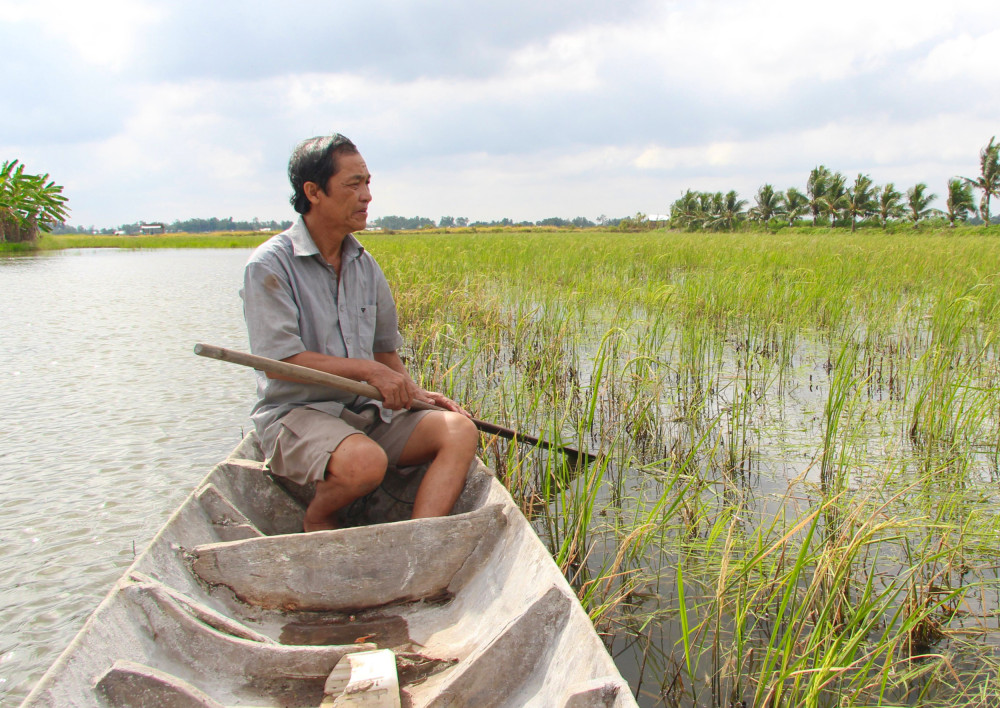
[306,152,372,235]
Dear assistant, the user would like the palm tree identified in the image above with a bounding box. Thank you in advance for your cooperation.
[945,178,977,227]
[821,172,848,227]
[843,173,876,232]
[905,183,938,227]
[722,190,747,231]
[669,190,702,230]
[748,184,785,225]
[806,166,830,223]
[670,189,738,231]
[962,136,1000,226]
[698,191,721,231]
[706,190,746,231]
[784,187,808,226]
[876,183,904,229]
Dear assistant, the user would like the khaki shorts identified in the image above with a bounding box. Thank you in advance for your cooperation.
[268,406,431,485]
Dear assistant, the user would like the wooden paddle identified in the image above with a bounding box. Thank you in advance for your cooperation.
[194,343,596,463]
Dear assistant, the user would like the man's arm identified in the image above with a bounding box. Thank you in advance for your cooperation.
[272,350,423,411]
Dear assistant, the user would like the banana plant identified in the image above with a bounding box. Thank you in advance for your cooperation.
[0,160,70,242]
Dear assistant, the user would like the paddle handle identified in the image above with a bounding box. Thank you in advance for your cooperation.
[193,343,433,409]
[194,343,594,462]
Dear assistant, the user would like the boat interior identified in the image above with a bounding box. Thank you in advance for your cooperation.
[22,434,636,707]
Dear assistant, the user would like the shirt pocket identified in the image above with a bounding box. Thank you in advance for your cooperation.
[356,304,377,357]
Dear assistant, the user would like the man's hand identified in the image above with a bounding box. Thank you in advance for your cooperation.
[366,365,470,417]
[423,391,473,419]
[365,361,424,410]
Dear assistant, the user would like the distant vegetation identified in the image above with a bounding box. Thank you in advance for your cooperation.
[52,213,613,236]
[370,215,603,231]
[34,231,272,250]
[16,135,1000,241]
[670,136,1000,232]
[51,216,293,236]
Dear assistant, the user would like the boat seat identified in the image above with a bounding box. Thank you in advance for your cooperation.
[419,586,572,707]
[196,483,265,541]
[189,503,508,612]
[96,660,225,708]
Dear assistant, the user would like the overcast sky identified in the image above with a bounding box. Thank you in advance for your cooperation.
[2,0,998,228]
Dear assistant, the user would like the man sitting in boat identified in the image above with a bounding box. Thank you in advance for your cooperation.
[240,133,479,532]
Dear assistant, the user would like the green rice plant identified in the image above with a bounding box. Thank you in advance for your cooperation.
[820,338,868,493]
[362,228,1000,707]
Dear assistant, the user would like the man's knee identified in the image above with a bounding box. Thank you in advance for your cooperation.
[326,434,388,492]
[430,413,479,467]
[449,413,480,453]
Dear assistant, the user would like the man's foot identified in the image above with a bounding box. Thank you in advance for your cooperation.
[303,515,341,532]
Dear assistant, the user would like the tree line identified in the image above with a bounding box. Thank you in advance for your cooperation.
[670,137,1000,232]
[51,216,295,235]
[371,215,608,230]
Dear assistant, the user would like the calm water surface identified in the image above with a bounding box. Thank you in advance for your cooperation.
[0,249,255,704]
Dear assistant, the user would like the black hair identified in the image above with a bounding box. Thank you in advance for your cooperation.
[287,134,359,215]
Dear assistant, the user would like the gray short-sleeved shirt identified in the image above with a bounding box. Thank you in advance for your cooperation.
[240,217,404,456]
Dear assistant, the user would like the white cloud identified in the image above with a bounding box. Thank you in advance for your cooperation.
[0,0,161,71]
[3,0,1000,226]
[913,29,1000,84]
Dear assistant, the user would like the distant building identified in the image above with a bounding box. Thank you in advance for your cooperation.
[139,222,165,234]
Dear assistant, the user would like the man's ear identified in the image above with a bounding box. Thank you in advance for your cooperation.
[303,181,321,204]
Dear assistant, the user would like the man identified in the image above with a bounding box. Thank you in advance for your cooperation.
[241,133,479,531]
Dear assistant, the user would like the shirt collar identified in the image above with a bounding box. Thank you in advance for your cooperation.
[289,216,366,261]
[288,216,319,257]
[341,232,366,262]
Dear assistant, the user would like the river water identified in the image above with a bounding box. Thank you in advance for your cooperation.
[0,249,256,704]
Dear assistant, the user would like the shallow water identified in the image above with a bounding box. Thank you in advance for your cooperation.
[0,249,255,704]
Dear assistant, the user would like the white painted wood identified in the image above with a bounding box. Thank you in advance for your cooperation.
[322,649,401,708]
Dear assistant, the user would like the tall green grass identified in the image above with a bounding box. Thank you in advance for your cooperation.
[377,227,1000,707]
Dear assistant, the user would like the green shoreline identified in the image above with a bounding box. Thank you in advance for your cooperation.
[0,225,579,251]
[2,223,998,253]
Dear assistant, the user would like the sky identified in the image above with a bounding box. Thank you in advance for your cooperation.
[2,0,998,229]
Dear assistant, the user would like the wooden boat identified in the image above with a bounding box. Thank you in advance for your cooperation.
[22,433,638,707]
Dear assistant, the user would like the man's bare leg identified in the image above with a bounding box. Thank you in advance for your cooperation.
[304,434,388,532]
[397,411,479,519]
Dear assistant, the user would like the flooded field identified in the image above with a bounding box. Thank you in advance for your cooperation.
[3,229,999,707]
[381,228,1000,707]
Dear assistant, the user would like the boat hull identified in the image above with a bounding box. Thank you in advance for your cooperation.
[22,434,636,707]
